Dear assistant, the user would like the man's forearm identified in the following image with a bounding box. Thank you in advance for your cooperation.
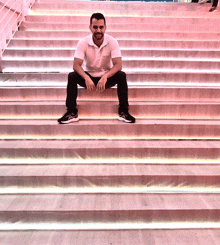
[103,63,122,79]
[73,64,89,80]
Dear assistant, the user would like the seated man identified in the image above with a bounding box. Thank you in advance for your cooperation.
[58,12,135,124]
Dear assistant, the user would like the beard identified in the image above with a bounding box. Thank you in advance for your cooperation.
[94,33,104,40]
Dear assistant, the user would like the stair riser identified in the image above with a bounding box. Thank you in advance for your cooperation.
[4,49,220,59]
[1,103,220,119]
[30,2,213,13]
[1,123,220,139]
[1,147,220,160]
[19,23,220,32]
[7,39,220,49]
[25,16,220,26]
[2,87,220,101]
[1,175,220,188]
[1,73,220,84]
[2,60,220,71]
[13,31,220,41]
[1,210,220,223]
[0,230,219,244]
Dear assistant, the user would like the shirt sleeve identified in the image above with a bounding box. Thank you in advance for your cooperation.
[74,39,86,60]
[110,38,122,59]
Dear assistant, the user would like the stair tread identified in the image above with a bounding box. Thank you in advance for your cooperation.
[1,140,220,149]
[1,193,220,211]
[0,164,220,177]
[0,230,219,245]
[1,101,220,105]
[0,119,220,125]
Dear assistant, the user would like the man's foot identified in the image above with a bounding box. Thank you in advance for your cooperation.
[58,110,79,124]
[118,111,135,123]
[209,6,217,12]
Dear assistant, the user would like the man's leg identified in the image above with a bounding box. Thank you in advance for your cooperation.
[58,71,88,124]
[66,71,87,111]
[209,0,218,11]
[106,71,129,111]
[106,71,135,123]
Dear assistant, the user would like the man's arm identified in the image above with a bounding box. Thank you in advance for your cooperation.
[73,58,95,92]
[96,57,122,92]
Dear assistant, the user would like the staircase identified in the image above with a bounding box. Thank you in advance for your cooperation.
[1,0,220,244]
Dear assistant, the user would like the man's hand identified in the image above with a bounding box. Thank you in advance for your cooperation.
[96,75,107,92]
[85,75,95,92]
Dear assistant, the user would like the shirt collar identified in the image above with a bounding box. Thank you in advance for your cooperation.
[88,34,108,49]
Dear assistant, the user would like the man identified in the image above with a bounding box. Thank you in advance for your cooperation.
[58,13,135,124]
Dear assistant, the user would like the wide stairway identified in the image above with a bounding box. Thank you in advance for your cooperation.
[1,0,220,244]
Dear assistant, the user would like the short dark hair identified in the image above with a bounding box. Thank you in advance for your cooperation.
[90,13,106,25]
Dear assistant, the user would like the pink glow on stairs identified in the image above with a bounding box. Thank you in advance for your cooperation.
[0,0,220,244]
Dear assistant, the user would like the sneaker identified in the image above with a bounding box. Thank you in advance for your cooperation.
[58,110,79,124]
[118,111,135,123]
[199,0,209,4]
[209,7,217,12]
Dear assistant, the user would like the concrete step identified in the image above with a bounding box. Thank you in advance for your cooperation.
[6,39,220,50]
[29,2,219,18]
[24,15,220,26]
[1,101,220,119]
[19,22,220,32]
[2,59,220,71]
[0,193,220,223]
[5,48,220,60]
[0,230,219,245]
[12,31,220,41]
[1,86,220,101]
[1,140,220,160]
[1,72,220,84]
[1,119,220,140]
[0,164,220,189]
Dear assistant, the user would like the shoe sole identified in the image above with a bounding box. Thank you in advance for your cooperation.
[118,116,135,123]
[58,117,79,124]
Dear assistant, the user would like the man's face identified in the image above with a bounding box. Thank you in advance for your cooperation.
[90,18,106,43]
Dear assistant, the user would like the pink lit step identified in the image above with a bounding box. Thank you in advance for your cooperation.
[2,59,220,71]
[25,15,220,26]
[13,30,220,41]
[30,2,218,15]
[1,140,220,160]
[1,119,220,139]
[1,101,220,119]
[19,22,220,32]
[0,193,220,223]
[4,48,220,59]
[7,39,220,49]
[1,72,220,84]
[0,163,220,189]
[0,230,219,245]
[1,86,220,101]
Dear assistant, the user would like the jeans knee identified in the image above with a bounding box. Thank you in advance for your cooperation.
[68,71,78,81]
[117,71,126,80]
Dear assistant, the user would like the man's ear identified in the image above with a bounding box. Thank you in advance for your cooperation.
[89,25,92,32]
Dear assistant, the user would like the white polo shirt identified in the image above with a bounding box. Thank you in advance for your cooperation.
[74,34,122,77]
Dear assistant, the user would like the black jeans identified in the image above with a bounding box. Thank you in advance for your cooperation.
[212,0,218,7]
[66,71,129,112]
